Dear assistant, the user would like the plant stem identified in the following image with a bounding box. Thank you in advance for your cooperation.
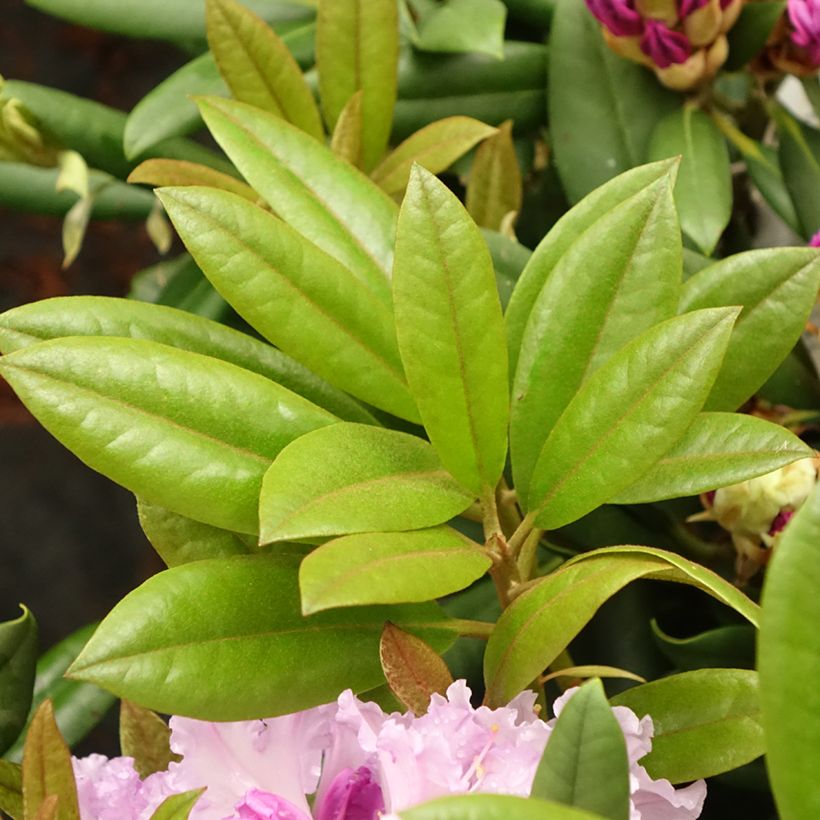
[507,511,536,558]
[446,618,494,640]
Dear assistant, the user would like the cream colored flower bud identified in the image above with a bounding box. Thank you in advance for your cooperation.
[655,48,707,89]
[683,0,722,47]
[718,0,743,34]
[636,0,679,26]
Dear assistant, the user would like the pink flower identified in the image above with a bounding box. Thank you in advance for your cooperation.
[789,0,820,66]
[585,0,644,37]
[810,229,820,247]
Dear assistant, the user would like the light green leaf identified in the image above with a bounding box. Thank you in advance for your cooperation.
[414,0,507,60]
[775,106,820,239]
[67,555,455,721]
[611,412,813,504]
[511,169,681,502]
[0,337,336,533]
[759,482,820,819]
[483,546,759,706]
[612,669,764,783]
[505,159,679,376]
[393,165,508,495]
[0,759,22,819]
[299,527,491,613]
[316,0,398,170]
[128,158,259,201]
[648,106,732,256]
[527,308,738,529]
[197,96,398,304]
[149,789,206,820]
[330,90,364,167]
[119,701,180,778]
[399,794,601,820]
[158,186,417,421]
[680,248,820,411]
[207,0,323,139]
[0,606,37,755]
[260,423,474,543]
[532,679,629,820]
[371,116,497,196]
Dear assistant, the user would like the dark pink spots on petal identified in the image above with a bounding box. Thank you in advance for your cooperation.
[315,767,385,820]
[641,18,692,66]
[586,0,644,36]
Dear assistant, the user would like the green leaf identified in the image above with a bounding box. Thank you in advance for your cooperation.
[483,546,759,706]
[465,120,522,230]
[648,107,732,256]
[548,0,676,203]
[316,0,398,170]
[21,702,79,820]
[775,106,820,239]
[0,759,22,819]
[611,669,764,783]
[299,527,491,613]
[0,606,37,755]
[511,169,681,502]
[399,794,601,820]
[651,621,756,671]
[260,423,474,543]
[119,701,179,778]
[725,1,785,70]
[371,116,497,196]
[128,158,259,201]
[527,308,738,529]
[532,679,629,820]
[414,0,507,60]
[197,96,398,304]
[393,165,509,495]
[611,412,813,504]
[67,555,455,721]
[680,248,820,411]
[759,482,820,818]
[158,186,417,421]
[482,228,532,309]
[0,337,336,533]
[149,789,206,820]
[207,0,323,139]
[329,90,364,167]
[0,295,377,425]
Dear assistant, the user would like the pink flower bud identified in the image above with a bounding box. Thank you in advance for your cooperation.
[585,0,644,36]
[641,18,693,66]
[789,0,820,67]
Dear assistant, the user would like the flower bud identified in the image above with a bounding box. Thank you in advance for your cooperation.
[754,0,820,77]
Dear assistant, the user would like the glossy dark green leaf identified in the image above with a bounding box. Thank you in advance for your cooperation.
[511,169,680,502]
[612,669,764,783]
[527,308,738,529]
[260,424,474,543]
[651,621,756,671]
[505,159,679,376]
[680,248,820,411]
[197,96,398,304]
[611,412,812,504]
[149,789,206,820]
[120,701,179,778]
[67,555,455,720]
[393,165,508,495]
[0,759,22,819]
[759,482,820,818]
[0,337,336,533]
[549,0,676,203]
[648,107,732,255]
[0,295,376,425]
[0,607,37,755]
[725,1,785,70]
[484,546,759,706]
[299,527,491,613]
[399,794,600,820]
[158,186,417,421]
[316,0,398,170]
[414,0,507,59]
[776,106,820,239]
[532,679,629,820]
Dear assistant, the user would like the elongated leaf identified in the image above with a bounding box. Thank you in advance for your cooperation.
[612,412,812,504]
[380,623,454,714]
[549,0,676,203]
[330,90,364,167]
[414,0,507,60]
[532,679,629,820]
[651,621,756,671]
[299,527,491,613]
[260,424,474,543]
[0,295,376,425]
[483,228,531,308]
[150,789,206,820]
[158,186,417,421]
[372,116,496,196]
[759,482,820,818]
[207,0,323,139]
[316,0,398,170]
[400,794,600,820]
[484,546,759,706]
[67,555,455,720]
[198,96,398,303]
[0,759,22,819]
[128,159,258,201]
[393,165,508,494]
[120,701,179,778]
[776,104,820,238]
[680,248,820,411]
[527,308,738,529]
[725,1,785,70]
[505,159,678,376]
[0,337,335,533]
[33,794,58,820]
[612,669,764,783]
[0,607,37,755]
[511,170,680,502]
[22,702,79,820]
[465,120,522,230]
[648,107,732,256]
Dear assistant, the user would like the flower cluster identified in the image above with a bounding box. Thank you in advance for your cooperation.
[71,682,706,820]
[753,0,820,76]
[585,0,742,89]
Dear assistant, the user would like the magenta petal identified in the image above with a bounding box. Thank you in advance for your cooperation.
[789,0,820,65]
[810,230,820,247]
[768,508,796,536]
[641,18,692,66]
[585,0,644,36]
[234,789,312,820]
[315,767,385,820]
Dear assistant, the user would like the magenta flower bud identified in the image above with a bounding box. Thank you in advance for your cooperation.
[810,230,820,247]
[641,18,693,66]
[315,767,385,820]
[789,0,820,66]
[585,0,644,36]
